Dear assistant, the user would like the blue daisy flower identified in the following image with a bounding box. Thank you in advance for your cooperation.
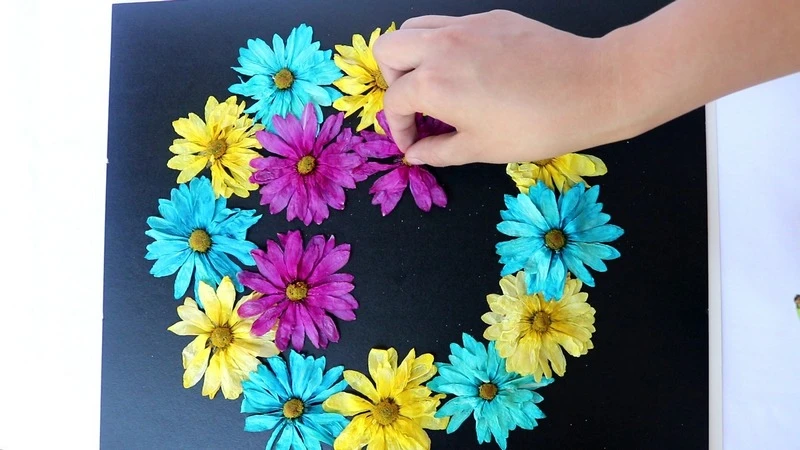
[241,351,349,450]
[145,176,260,300]
[229,23,342,127]
[496,181,624,300]
[428,333,553,450]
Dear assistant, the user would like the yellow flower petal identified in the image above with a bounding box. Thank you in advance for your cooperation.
[183,345,211,389]
[168,320,207,336]
[323,392,374,416]
[198,281,223,326]
[334,414,373,450]
[201,350,223,398]
[169,139,206,155]
[215,276,235,325]
[172,114,208,142]
[392,417,431,449]
[181,334,208,368]
[333,75,371,96]
[343,370,379,403]
[174,300,214,332]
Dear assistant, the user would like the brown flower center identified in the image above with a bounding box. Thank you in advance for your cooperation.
[207,139,227,159]
[478,383,498,401]
[530,311,552,333]
[188,229,212,253]
[210,326,233,349]
[296,155,317,175]
[373,399,399,426]
[544,229,567,251]
[274,68,294,90]
[375,70,388,90]
[286,281,309,301]
[282,398,304,419]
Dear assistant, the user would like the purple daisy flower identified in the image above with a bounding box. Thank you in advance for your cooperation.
[354,111,453,216]
[237,231,357,351]
[251,103,362,225]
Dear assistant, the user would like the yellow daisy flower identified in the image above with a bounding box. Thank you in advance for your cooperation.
[333,23,396,134]
[507,153,607,193]
[323,348,448,450]
[167,276,279,400]
[168,96,264,198]
[482,273,596,382]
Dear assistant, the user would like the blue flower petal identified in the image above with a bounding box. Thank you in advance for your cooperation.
[243,413,282,433]
[543,255,567,300]
[149,248,190,277]
[497,220,541,238]
[561,248,596,287]
[145,239,188,259]
[514,193,549,231]
[571,224,625,243]
[264,421,286,449]
[173,254,195,300]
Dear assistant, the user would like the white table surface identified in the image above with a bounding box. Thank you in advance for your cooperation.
[1,1,798,448]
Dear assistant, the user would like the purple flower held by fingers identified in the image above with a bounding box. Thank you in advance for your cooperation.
[354,111,453,216]
[250,103,362,225]
[237,231,357,351]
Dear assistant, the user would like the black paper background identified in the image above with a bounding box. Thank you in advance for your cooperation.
[102,1,709,448]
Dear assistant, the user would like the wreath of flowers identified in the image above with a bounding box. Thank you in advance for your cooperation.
[147,22,623,450]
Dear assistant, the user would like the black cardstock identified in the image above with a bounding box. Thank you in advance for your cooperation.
[102,1,709,448]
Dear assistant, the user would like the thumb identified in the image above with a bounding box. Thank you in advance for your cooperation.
[403,132,477,167]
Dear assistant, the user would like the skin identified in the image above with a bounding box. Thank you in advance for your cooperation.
[373,0,800,167]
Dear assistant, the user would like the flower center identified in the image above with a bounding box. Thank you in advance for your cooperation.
[282,398,304,419]
[188,229,212,253]
[373,399,399,426]
[401,156,412,166]
[534,158,553,166]
[530,311,552,333]
[274,68,294,90]
[544,229,567,251]
[210,326,233,349]
[478,383,498,400]
[296,155,317,175]
[375,70,388,90]
[207,139,227,159]
[286,281,309,301]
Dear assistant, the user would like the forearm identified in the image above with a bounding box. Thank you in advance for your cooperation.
[604,0,800,139]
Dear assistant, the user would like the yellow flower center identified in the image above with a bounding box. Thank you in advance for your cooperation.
[534,158,553,166]
[375,70,389,90]
[296,155,317,175]
[188,229,212,253]
[401,156,412,166]
[478,383,498,401]
[282,398,304,419]
[530,311,552,333]
[544,229,567,251]
[286,281,309,301]
[274,68,295,90]
[210,326,233,349]
[207,139,227,159]
[373,399,400,426]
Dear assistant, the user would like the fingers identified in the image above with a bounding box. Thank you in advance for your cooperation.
[401,15,458,29]
[381,72,425,151]
[404,132,478,167]
[373,29,430,84]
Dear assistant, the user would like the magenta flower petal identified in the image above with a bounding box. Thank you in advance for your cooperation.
[375,111,394,141]
[255,129,299,159]
[307,243,351,284]
[251,103,362,225]
[236,231,357,350]
[408,168,433,212]
[419,168,447,207]
[369,168,409,216]
[282,231,303,279]
[355,140,400,159]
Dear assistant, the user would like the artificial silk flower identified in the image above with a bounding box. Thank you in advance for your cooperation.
[168,96,264,198]
[237,230,357,351]
[167,277,279,400]
[251,102,362,225]
[323,348,448,450]
[496,181,623,300]
[332,23,396,133]
[428,333,553,450]
[482,273,596,381]
[353,111,452,216]
[506,153,607,194]
[229,24,342,127]
[145,176,260,300]
[241,351,349,450]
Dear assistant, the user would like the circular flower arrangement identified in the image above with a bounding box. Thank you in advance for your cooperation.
[147,22,623,450]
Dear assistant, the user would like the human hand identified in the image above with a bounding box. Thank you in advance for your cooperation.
[373,10,630,166]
